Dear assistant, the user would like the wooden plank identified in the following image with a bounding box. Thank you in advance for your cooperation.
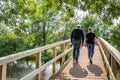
[52,47,56,74]
[36,52,41,80]
[50,46,108,80]
[0,65,2,80]
[61,44,65,64]
[2,65,6,80]
[116,67,120,80]
[0,65,6,80]
[111,56,116,77]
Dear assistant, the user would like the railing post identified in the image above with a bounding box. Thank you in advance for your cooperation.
[68,42,70,49]
[98,38,119,80]
[52,47,56,74]
[0,65,7,80]
[61,44,65,64]
[67,42,70,58]
[116,64,120,80]
[98,39,111,80]
[36,52,41,80]
[0,65,2,80]
[105,49,111,65]
[111,56,116,77]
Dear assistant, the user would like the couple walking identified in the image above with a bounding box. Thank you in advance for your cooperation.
[71,25,96,64]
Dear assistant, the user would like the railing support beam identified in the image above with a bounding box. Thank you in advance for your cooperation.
[61,44,65,64]
[0,39,71,80]
[111,56,116,77]
[98,37,120,80]
[116,64,120,80]
[52,47,56,74]
[0,65,2,80]
[0,65,6,80]
[36,52,41,80]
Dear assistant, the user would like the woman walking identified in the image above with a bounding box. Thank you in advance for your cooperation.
[84,27,96,64]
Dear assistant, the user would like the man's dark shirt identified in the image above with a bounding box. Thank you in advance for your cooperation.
[71,28,84,44]
[86,32,95,44]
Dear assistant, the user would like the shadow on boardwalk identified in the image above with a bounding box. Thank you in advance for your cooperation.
[69,64,88,78]
[87,64,103,76]
[49,46,107,80]
[49,58,72,80]
[49,63,103,80]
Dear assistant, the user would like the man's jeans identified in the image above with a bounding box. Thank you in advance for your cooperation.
[73,40,81,61]
[87,43,95,59]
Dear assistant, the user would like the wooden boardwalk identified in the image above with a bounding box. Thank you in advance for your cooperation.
[49,46,108,80]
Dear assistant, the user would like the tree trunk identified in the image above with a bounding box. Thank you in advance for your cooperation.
[43,19,46,45]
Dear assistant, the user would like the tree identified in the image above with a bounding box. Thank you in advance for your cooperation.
[79,0,120,25]
[80,14,113,39]
[80,15,96,36]
[110,24,120,50]
[0,0,119,57]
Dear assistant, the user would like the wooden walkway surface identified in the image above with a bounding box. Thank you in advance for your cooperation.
[49,46,108,80]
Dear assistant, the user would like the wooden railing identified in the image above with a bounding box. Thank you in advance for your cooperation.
[0,39,72,80]
[98,37,120,80]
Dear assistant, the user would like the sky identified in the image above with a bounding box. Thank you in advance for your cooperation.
[113,17,120,26]
[75,9,120,26]
[75,9,88,21]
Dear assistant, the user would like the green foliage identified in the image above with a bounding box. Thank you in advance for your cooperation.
[80,15,96,36]
[0,0,120,61]
[80,14,119,51]
[110,24,120,50]
[107,2,120,18]
[80,14,113,39]
[24,34,35,47]
[61,15,70,22]
[80,0,120,24]
[0,32,18,56]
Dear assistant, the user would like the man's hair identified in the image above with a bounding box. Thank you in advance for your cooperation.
[77,24,81,28]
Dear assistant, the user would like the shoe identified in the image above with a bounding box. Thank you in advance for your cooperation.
[76,60,78,64]
[73,58,76,64]
[76,58,78,64]
[89,58,93,64]
[73,58,76,61]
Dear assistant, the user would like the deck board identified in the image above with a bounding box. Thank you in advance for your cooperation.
[49,46,108,80]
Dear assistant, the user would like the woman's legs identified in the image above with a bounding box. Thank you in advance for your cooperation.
[87,44,95,64]
[91,44,95,58]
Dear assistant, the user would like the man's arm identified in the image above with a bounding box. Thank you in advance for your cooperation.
[94,35,97,43]
[70,30,74,44]
[84,38,87,46]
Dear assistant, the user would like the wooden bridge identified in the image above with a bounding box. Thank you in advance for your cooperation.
[0,37,120,80]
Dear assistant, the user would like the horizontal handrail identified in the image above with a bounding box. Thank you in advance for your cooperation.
[0,39,72,80]
[98,37,120,80]
[0,39,70,65]
[20,48,73,80]
[97,39,115,80]
[99,38,120,65]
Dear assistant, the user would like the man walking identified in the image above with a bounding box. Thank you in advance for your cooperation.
[71,25,84,64]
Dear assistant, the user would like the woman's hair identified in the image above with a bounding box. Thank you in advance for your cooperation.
[88,27,92,31]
